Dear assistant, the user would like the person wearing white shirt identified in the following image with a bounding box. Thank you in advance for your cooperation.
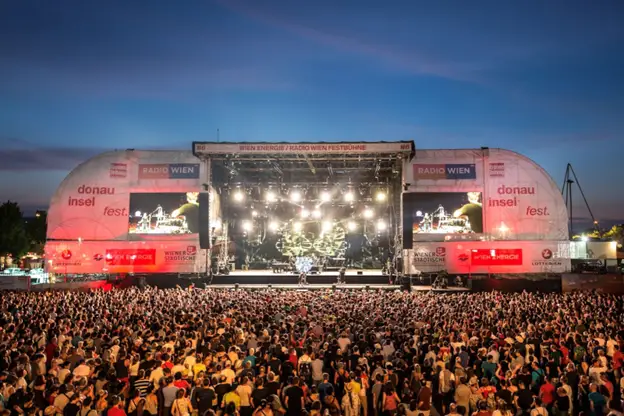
[149,365,164,388]
[73,360,91,379]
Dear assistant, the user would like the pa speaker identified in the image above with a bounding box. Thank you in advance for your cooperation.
[198,192,210,249]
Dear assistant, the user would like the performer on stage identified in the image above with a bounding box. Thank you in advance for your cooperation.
[298,272,308,286]
[171,192,200,233]
[453,192,483,233]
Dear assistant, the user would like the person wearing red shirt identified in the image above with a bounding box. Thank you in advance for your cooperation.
[539,378,556,407]
[611,345,623,371]
[173,372,190,390]
[107,396,127,416]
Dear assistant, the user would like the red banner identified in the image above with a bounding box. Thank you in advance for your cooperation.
[471,248,523,266]
[105,249,156,265]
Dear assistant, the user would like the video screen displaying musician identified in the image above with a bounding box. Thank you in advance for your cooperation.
[128,192,199,234]
[403,192,483,236]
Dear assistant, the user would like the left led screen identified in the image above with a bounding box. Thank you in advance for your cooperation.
[128,192,199,235]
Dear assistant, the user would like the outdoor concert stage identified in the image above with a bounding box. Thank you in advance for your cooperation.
[205,283,469,292]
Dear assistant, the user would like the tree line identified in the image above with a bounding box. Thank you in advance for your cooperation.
[0,201,46,259]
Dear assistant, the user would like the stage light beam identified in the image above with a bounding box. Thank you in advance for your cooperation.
[266,191,277,203]
[320,191,331,202]
[293,222,302,232]
[347,221,357,231]
[363,208,374,219]
[233,190,244,202]
[268,221,279,232]
[290,190,302,202]
[376,220,387,231]
[344,191,354,202]
[312,209,321,219]
[322,221,332,232]
[242,220,252,231]
[252,210,258,217]
[375,192,387,202]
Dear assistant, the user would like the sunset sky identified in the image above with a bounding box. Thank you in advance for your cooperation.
[1,0,622,225]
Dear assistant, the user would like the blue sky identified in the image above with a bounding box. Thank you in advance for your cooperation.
[1,0,623,224]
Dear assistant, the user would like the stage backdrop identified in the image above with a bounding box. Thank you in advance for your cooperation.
[403,149,569,243]
[46,150,202,241]
[45,150,205,274]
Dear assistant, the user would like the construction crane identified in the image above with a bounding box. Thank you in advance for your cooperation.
[561,163,598,236]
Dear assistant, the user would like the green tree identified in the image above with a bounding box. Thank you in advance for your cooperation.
[0,201,30,258]
[26,210,47,254]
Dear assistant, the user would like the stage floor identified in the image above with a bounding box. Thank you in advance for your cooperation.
[206,283,469,292]
[228,269,384,277]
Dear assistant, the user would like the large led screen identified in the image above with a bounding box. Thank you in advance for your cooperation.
[129,192,199,235]
[403,192,483,246]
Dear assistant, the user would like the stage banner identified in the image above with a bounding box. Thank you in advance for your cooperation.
[193,141,413,156]
[402,241,571,275]
[45,240,206,274]
[46,150,201,241]
[403,244,447,273]
[445,240,571,274]
[402,148,568,242]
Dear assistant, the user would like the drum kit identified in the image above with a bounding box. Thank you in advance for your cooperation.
[135,205,190,234]
[418,205,471,234]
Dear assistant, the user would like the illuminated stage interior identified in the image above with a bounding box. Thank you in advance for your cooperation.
[206,147,406,279]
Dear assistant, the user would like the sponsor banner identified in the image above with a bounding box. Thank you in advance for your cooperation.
[404,244,447,273]
[489,162,505,177]
[105,249,156,266]
[470,248,523,266]
[109,163,127,178]
[193,141,413,155]
[45,240,205,274]
[413,164,476,180]
[138,163,200,179]
[403,241,570,274]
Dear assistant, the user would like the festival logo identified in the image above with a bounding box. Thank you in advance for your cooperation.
[489,162,505,177]
[457,253,469,262]
[542,249,553,259]
[109,163,128,178]
[93,253,104,261]
[61,249,72,260]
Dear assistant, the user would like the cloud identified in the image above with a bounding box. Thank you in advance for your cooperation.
[0,147,106,171]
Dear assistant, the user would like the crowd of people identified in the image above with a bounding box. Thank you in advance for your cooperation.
[0,288,622,416]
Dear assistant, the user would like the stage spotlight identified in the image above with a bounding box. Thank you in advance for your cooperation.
[290,190,302,202]
[212,219,222,230]
[252,210,258,217]
[375,191,387,202]
[233,190,244,202]
[320,191,331,202]
[242,220,252,232]
[312,209,322,219]
[347,221,357,231]
[301,209,310,218]
[344,191,355,202]
[322,221,332,232]
[416,210,423,217]
[293,221,303,232]
[376,220,387,231]
[134,211,142,217]
[363,208,374,219]
[268,221,279,232]
[266,190,277,203]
